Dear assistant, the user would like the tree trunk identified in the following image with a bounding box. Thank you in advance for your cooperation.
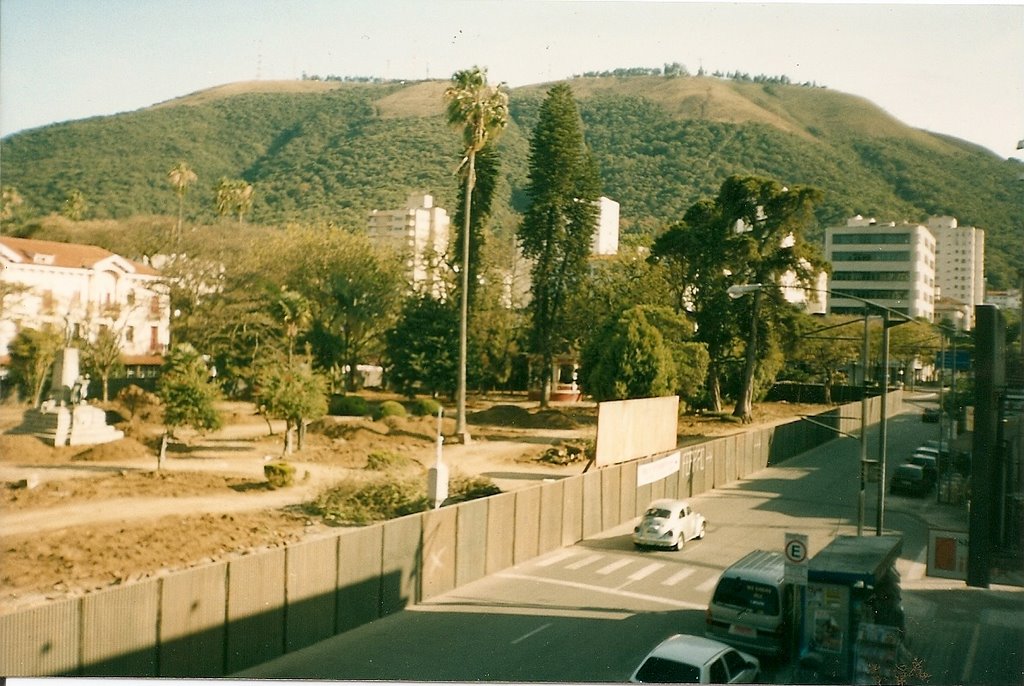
[733,290,761,423]
[707,364,723,413]
[158,431,168,470]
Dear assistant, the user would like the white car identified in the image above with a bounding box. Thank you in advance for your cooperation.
[632,498,706,550]
[630,634,760,683]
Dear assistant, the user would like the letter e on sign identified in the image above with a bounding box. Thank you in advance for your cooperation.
[784,532,809,584]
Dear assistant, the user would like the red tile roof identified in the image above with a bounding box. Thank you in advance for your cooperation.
[0,236,160,276]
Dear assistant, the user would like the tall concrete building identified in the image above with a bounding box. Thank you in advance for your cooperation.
[928,216,985,329]
[367,193,450,295]
[824,216,936,321]
[591,196,620,256]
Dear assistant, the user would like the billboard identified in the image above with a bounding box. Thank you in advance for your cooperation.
[595,395,679,467]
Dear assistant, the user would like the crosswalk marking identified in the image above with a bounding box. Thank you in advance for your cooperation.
[536,550,577,567]
[597,558,633,575]
[628,562,664,581]
[567,554,603,570]
[662,568,695,586]
[696,576,719,593]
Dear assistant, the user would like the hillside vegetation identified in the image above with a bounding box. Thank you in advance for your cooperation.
[2,75,1021,287]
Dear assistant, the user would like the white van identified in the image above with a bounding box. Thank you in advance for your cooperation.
[705,550,798,657]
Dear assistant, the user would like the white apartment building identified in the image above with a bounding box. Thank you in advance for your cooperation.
[927,216,984,329]
[0,236,170,365]
[591,196,620,256]
[367,193,450,295]
[824,216,936,320]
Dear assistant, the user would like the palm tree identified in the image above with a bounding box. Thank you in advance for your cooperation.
[167,162,197,244]
[215,178,254,224]
[443,66,509,442]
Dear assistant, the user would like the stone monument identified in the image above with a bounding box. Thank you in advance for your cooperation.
[19,348,124,446]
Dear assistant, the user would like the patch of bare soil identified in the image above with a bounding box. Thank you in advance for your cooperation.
[0,397,824,613]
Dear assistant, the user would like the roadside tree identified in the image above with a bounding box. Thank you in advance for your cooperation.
[385,294,460,398]
[519,83,601,407]
[157,343,222,436]
[6,326,63,405]
[255,355,327,454]
[581,306,677,402]
[444,66,509,439]
[81,327,125,402]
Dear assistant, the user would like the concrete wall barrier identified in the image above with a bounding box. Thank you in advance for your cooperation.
[0,392,905,677]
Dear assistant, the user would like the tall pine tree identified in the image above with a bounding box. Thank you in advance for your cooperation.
[518,84,601,407]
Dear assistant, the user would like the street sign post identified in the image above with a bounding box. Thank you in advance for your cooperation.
[784,532,809,584]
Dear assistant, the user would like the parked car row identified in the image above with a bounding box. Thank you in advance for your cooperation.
[890,443,940,497]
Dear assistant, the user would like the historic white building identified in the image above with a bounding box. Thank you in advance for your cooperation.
[927,216,985,330]
[824,216,936,321]
[0,237,170,365]
[367,193,450,295]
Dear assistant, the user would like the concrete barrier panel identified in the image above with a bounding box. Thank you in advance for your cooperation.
[619,461,639,516]
[286,536,339,652]
[381,514,423,614]
[421,507,457,601]
[455,498,488,587]
[337,525,384,633]
[159,563,227,677]
[539,480,564,554]
[81,580,159,675]
[724,434,738,483]
[486,492,516,574]
[561,476,584,546]
[582,470,603,538]
[513,486,542,564]
[226,548,286,674]
[600,465,622,529]
[0,597,80,676]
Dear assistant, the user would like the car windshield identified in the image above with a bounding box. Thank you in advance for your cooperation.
[644,508,673,519]
[634,656,701,683]
[895,466,922,479]
[711,578,780,615]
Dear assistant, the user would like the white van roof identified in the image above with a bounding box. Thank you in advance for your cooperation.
[720,549,785,585]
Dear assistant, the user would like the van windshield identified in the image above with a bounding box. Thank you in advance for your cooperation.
[712,578,780,615]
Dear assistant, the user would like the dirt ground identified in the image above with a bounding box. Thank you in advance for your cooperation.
[0,394,825,613]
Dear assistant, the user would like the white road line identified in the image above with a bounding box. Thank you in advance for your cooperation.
[696,576,719,593]
[567,554,603,570]
[628,562,664,581]
[511,622,552,645]
[497,572,707,610]
[597,558,633,575]
[662,568,695,586]
[535,550,577,567]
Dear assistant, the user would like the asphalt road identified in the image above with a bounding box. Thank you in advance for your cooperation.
[240,395,1023,684]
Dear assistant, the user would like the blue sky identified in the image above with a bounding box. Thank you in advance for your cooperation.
[1,0,1022,160]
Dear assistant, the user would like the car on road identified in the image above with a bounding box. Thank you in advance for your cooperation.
[890,463,933,496]
[629,634,760,683]
[632,498,706,550]
[906,454,938,481]
[922,407,941,423]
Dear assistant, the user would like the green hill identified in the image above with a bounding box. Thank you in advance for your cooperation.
[2,75,1021,288]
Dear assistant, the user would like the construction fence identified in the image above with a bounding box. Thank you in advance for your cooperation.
[0,393,899,676]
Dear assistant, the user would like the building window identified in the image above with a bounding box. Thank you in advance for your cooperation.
[831,251,911,262]
[126,327,135,343]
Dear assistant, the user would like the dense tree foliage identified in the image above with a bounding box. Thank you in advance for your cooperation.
[6,326,63,405]
[2,76,1018,286]
[157,343,222,433]
[385,295,460,398]
[580,306,678,401]
[254,355,328,453]
[519,83,602,406]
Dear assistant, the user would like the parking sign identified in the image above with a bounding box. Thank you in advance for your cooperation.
[785,532,809,584]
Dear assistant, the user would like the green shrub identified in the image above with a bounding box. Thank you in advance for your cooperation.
[264,461,296,488]
[329,394,368,417]
[410,397,442,417]
[365,450,407,471]
[310,478,427,525]
[447,474,501,503]
[375,400,407,420]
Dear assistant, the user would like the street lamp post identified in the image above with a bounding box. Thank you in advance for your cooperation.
[728,282,912,536]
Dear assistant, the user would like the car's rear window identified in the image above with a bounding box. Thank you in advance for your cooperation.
[644,508,673,519]
[712,577,780,615]
[634,656,701,683]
